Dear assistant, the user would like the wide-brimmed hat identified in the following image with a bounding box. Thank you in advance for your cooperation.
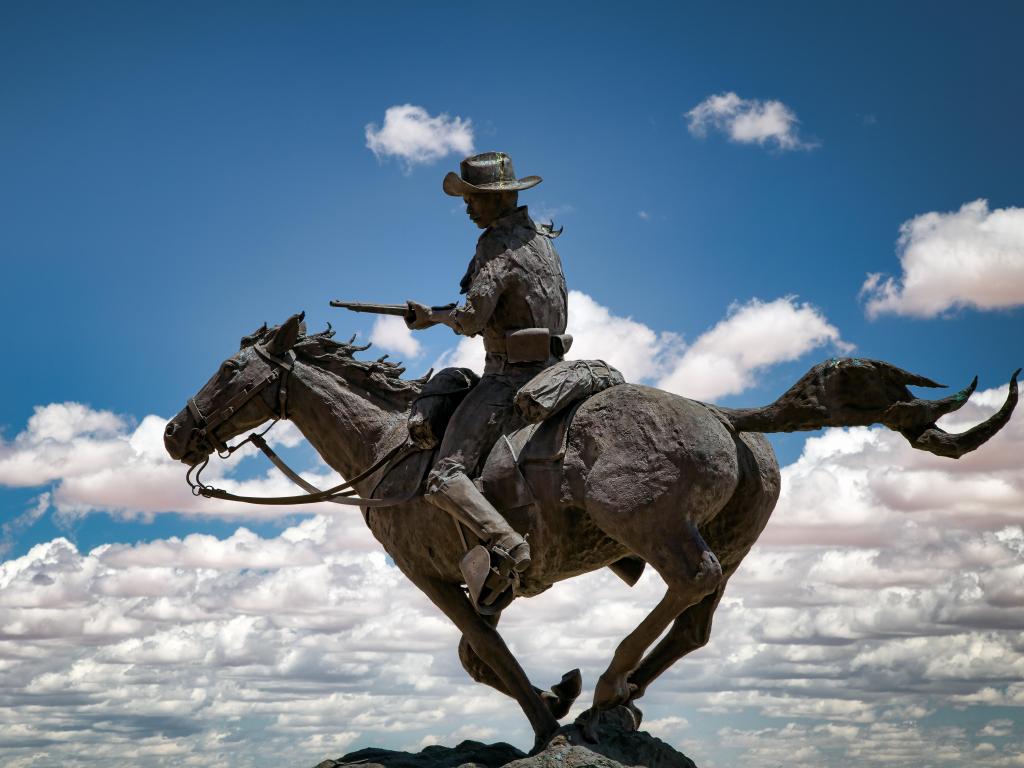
[443,152,542,196]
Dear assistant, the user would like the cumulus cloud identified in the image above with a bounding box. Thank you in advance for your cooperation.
[433,290,684,380]
[433,334,486,373]
[0,386,1021,766]
[862,199,1024,318]
[655,296,852,399]
[0,403,360,526]
[365,105,474,169]
[564,290,685,382]
[370,315,422,359]
[686,91,817,150]
[434,291,849,401]
[761,382,1024,548]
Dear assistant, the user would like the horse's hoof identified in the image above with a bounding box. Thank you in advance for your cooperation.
[543,668,582,719]
[593,672,636,710]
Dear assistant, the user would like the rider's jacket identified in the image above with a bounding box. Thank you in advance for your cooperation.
[447,206,567,374]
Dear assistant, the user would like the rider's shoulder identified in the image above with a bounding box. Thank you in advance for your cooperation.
[478,209,538,257]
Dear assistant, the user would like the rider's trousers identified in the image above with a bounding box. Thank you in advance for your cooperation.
[423,361,544,545]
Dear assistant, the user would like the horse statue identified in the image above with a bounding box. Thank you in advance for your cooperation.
[163,312,1018,750]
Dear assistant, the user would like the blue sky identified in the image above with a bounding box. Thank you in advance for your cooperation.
[1,2,1023,767]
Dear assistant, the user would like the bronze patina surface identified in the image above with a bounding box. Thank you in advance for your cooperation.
[164,152,1019,752]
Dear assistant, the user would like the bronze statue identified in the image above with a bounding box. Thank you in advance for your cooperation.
[163,152,1019,751]
[164,320,1017,750]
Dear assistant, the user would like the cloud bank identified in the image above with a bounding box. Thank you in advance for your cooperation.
[686,92,816,151]
[862,199,1024,318]
[0,386,1021,767]
[365,105,474,169]
[0,404,348,525]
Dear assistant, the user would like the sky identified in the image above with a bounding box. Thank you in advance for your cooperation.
[1,1,1023,766]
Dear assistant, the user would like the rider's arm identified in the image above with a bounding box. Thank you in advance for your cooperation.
[407,255,509,335]
[444,255,509,336]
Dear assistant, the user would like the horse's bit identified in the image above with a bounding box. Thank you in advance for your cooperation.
[184,344,416,508]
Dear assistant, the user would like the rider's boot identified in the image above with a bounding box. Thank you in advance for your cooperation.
[425,469,531,572]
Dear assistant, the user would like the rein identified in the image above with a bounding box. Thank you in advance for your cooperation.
[184,344,420,508]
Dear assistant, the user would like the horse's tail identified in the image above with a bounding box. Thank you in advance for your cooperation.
[714,358,1018,459]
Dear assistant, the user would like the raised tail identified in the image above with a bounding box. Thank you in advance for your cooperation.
[717,358,1019,459]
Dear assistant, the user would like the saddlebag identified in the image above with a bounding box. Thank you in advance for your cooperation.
[514,359,625,424]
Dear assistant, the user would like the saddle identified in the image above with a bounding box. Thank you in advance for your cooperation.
[383,361,646,596]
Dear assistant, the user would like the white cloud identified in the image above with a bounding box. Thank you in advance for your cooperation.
[862,199,1024,318]
[370,315,422,359]
[365,104,474,169]
[656,296,852,399]
[435,291,848,402]
[433,334,485,373]
[0,386,1021,766]
[686,91,816,150]
[0,404,362,526]
[761,381,1024,547]
[564,290,684,382]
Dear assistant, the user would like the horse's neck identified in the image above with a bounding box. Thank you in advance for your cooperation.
[286,360,408,481]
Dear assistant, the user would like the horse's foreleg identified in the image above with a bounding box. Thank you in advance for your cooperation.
[415,577,559,750]
[459,625,582,720]
[458,614,509,693]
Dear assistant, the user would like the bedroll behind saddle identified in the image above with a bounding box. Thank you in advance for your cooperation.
[514,359,625,423]
[479,360,626,521]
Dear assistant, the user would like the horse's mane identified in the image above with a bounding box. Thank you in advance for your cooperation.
[241,321,427,397]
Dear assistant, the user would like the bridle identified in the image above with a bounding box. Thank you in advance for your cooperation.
[186,343,293,460]
[184,344,417,508]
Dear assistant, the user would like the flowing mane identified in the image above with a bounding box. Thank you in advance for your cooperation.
[241,320,427,399]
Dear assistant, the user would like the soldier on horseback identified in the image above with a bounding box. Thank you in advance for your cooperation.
[404,151,570,586]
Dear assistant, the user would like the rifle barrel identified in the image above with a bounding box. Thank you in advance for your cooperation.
[329,301,408,316]
[330,300,457,315]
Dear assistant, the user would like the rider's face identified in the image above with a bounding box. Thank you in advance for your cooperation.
[463,194,504,229]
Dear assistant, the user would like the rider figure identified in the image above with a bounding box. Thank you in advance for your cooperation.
[405,151,568,578]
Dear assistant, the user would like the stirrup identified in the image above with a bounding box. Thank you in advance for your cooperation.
[460,545,518,615]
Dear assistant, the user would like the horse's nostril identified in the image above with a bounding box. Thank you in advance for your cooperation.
[165,423,178,437]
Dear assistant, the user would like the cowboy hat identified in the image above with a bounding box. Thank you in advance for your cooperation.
[443,151,542,196]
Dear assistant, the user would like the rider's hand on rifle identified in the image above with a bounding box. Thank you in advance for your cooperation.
[405,301,439,330]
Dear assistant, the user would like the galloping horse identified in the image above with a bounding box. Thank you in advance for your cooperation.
[164,313,1017,749]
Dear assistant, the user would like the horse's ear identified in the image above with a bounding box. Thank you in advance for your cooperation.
[266,312,305,355]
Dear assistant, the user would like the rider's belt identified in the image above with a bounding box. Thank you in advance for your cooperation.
[483,329,574,363]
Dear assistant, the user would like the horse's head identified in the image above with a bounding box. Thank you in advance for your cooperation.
[164,313,306,465]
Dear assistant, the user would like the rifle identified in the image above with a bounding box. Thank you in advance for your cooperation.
[330,300,457,316]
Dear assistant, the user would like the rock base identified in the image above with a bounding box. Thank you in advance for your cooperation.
[315,707,697,768]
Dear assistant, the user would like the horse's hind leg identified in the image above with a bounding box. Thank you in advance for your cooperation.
[590,518,723,712]
[458,615,583,719]
[626,581,726,706]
